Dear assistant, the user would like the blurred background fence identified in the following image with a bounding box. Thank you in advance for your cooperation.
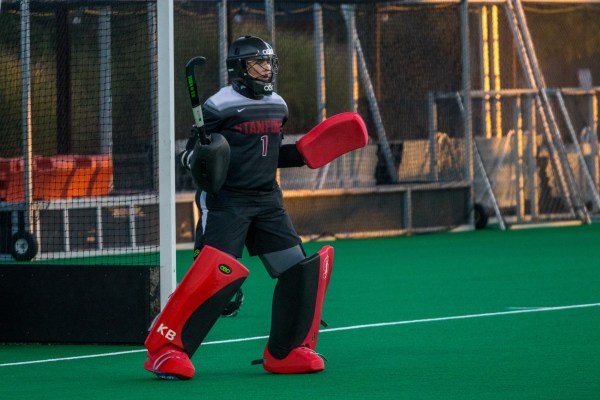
[1,0,599,263]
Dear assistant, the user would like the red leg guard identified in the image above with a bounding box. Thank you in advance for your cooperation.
[145,246,249,357]
[303,245,333,350]
[265,245,334,362]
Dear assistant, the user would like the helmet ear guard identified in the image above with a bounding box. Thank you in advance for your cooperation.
[226,36,278,96]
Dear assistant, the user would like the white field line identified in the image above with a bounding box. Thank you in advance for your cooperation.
[1,302,598,368]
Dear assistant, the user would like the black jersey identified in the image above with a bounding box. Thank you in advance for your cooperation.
[198,85,289,191]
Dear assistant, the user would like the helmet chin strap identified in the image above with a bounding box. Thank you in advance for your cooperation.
[239,69,274,97]
[232,80,266,100]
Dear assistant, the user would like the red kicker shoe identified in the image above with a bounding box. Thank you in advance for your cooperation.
[259,346,325,374]
[144,345,195,380]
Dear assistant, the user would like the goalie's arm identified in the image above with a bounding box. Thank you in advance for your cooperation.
[278,144,305,168]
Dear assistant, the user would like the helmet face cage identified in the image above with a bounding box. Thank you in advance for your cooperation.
[244,55,279,82]
[227,36,279,95]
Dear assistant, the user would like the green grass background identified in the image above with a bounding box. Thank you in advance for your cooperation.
[1,224,600,399]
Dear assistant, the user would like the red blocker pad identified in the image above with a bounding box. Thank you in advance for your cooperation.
[297,112,368,169]
[303,245,334,350]
[145,246,249,357]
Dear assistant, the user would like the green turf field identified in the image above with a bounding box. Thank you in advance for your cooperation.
[1,224,600,399]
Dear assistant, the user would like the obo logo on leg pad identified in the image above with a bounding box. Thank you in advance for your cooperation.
[218,264,232,274]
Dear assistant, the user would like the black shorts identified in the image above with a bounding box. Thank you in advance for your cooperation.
[194,187,302,258]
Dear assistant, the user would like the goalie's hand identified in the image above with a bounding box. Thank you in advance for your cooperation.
[191,123,211,146]
[179,125,208,170]
[179,149,194,170]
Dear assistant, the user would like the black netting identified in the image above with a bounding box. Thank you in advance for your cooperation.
[3,1,597,262]
[0,2,159,263]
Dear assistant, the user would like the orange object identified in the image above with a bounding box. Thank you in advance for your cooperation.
[0,154,113,202]
[86,154,113,197]
[34,155,78,199]
[0,157,25,202]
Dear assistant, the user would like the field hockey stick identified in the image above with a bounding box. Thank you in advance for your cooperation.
[185,56,210,145]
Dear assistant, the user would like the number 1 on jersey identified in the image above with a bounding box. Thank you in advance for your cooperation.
[261,135,268,156]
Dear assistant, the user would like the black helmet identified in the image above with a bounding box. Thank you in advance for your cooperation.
[226,36,278,96]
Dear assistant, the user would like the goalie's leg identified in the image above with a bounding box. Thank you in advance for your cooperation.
[259,245,333,374]
[144,245,249,380]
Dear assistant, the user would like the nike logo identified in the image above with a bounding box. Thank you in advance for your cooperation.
[237,108,245,112]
